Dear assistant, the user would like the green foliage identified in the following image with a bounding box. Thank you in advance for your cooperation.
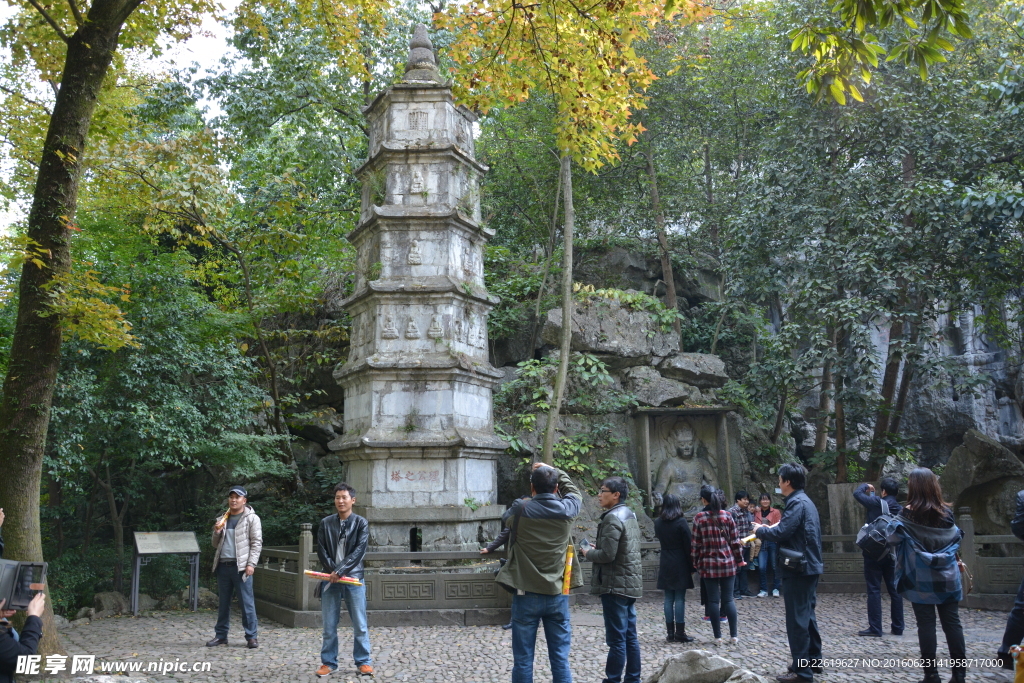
[484,245,550,341]
[495,353,637,432]
[574,284,684,332]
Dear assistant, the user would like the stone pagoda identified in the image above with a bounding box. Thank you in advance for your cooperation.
[331,24,507,551]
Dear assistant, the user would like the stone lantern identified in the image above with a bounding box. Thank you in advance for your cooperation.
[332,24,507,551]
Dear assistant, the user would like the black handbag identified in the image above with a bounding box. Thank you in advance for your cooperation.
[778,546,806,573]
[856,495,895,562]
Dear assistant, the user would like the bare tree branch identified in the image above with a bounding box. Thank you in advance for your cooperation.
[25,0,69,42]
[66,0,83,26]
[0,84,53,114]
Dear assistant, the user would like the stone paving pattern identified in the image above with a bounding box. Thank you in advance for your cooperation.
[57,593,1016,683]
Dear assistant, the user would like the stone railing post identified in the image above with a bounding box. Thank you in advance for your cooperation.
[957,507,978,590]
[297,523,313,611]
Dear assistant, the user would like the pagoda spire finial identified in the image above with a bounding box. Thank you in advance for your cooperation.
[404,23,442,83]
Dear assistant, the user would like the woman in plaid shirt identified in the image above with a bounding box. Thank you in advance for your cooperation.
[692,485,746,645]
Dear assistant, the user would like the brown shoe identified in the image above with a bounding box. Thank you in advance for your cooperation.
[358,664,374,675]
[246,637,258,649]
[205,637,227,647]
[315,664,335,677]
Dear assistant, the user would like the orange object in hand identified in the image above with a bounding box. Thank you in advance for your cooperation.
[303,570,363,586]
[562,543,574,595]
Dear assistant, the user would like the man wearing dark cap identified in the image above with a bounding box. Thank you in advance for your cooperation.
[207,486,262,649]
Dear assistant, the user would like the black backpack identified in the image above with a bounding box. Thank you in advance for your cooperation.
[856,495,896,562]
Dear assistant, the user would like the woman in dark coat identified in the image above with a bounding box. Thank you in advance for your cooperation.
[655,493,695,643]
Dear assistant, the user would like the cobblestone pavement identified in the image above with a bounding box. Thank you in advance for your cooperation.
[55,593,1016,683]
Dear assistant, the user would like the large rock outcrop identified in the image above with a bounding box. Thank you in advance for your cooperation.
[541,298,680,368]
[940,429,1024,536]
[621,366,703,407]
[658,353,729,389]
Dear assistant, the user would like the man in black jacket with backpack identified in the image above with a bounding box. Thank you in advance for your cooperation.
[853,477,904,637]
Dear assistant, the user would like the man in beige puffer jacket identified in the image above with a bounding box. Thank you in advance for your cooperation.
[207,486,263,649]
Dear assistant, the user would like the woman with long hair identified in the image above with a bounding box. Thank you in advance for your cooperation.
[754,493,782,597]
[889,468,967,683]
[691,484,744,646]
[655,494,695,643]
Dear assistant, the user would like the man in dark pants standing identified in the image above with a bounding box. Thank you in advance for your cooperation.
[728,491,754,599]
[207,486,262,649]
[853,477,904,637]
[755,463,823,683]
[997,489,1024,669]
[495,464,582,683]
[582,476,643,683]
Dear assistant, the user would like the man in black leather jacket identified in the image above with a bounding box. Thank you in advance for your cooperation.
[314,483,371,679]
[997,489,1024,670]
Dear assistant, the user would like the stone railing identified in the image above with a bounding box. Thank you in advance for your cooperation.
[253,514,1020,626]
[820,507,1022,609]
[252,524,662,627]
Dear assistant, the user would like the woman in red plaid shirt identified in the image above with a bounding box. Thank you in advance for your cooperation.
[692,484,746,646]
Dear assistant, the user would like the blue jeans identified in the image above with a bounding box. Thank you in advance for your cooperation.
[864,554,903,635]
[600,594,640,683]
[663,589,686,624]
[703,575,737,639]
[214,562,258,640]
[511,592,572,683]
[759,541,781,591]
[320,582,371,670]
[782,574,822,681]
[1000,574,1024,657]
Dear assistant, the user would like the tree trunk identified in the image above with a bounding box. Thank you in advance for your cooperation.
[814,327,836,454]
[48,475,64,558]
[703,141,718,250]
[82,484,97,555]
[889,321,919,438]
[643,143,680,335]
[835,375,848,483]
[530,164,562,349]
[770,385,787,444]
[0,7,133,657]
[867,317,905,480]
[541,155,574,464]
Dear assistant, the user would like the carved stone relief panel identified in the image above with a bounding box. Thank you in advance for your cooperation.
[370,113,385,156]
[381,314,399,340]
[405,319,420,339]
[388,166,403,205]
[410,170,425,194]
[428,314,444,340]
[408,110,429,131]
[408,240,423,265]
[650,417,719,512]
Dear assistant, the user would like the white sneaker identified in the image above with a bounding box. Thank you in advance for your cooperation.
[772,589,780,597]
[730,637,739,645]
[714,638,723,647]
[757,591,768,598]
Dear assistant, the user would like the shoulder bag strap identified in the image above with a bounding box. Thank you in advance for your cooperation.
[508,500,530,547]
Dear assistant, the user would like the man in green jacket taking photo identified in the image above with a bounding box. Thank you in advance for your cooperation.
[495,463,582,683]
[582,476,643,683]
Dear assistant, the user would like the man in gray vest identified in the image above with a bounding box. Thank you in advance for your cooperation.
[582,476,642,683]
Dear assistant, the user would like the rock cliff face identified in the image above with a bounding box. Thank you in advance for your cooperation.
[940,429,1024,537]
[901,325,1023,465]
